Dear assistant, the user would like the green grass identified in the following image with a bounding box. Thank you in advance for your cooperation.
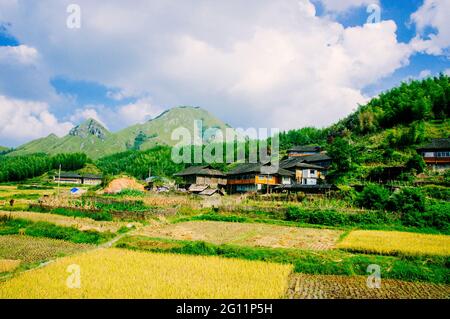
[104,189,145,198]
[115,236,450,285]
[175,212,448,235]
[29,205,113,221]
[0,216,113,244]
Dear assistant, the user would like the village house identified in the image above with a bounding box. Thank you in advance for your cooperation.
[53,173,102,185]
[416,138,450,171]
[226,162,294,193]
[174,165,227,190]
[280,161,325,185]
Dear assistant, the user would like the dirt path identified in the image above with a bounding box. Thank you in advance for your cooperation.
[287,274,450,299]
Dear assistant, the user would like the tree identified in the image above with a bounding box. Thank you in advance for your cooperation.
[405,153,426,174]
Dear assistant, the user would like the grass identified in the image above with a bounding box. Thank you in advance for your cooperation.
[337,230,450,257]
[0,217,113,244]
[0,248,293,299]
[29,206,113,221]
[115,236,450,284]
[0,210,137,233]
[176,212,447,235]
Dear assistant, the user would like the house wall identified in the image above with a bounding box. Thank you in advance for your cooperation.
[54,177,82,184]
[83,178,102,185]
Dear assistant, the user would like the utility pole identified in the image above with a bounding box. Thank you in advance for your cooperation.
[57,164,61,197]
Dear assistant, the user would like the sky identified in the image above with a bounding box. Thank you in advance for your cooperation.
[0,0,449,147]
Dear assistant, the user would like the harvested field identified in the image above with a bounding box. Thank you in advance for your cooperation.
[0,248,292,299]
[337,230,450,256]
[137,221,343,250]
[0,211,139,233]
[287,274,450,299]
[0,235,93,264]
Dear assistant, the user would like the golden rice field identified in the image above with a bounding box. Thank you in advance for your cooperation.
[0,248,293,299]
[0,260,21,273]
[0,211,140,233]
[337,230,450,256]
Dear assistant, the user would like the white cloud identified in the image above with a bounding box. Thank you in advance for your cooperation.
[116,99,164,126]
[320,0,379,13]
[69,108,108,128]
[0,45,38,65]
[445,69,450,76]
[0,0,414,140]
[0,95,73,146]
[410,0,450,56]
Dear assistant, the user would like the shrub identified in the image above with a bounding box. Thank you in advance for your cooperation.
[25,222,105,244]
[355,184,390,210]
[406,153,426,174]
[285,207,394,227]
[389,188,426,214]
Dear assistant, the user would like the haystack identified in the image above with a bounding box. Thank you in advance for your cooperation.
[103,177,145,194]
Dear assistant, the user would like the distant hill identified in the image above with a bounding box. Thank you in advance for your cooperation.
[8,106,231,159]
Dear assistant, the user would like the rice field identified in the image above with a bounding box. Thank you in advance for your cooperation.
[0,211,139,233]
[0,260,21,273]
[337,230,450,256]
[287,274,450,299]
[0,248,293,299]
[0,235,93,264]
[137,221,343,250]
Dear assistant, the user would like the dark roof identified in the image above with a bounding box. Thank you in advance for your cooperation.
[55,172,102,179]
[174,165,225,177]
[288,145,321,153]
[227,163,294,176]
[58,172,82,178]
[82,174,102,179]
[417,138,450,151]
[281,154,331,167]
[302,153,332,163]
[280,158,324,170]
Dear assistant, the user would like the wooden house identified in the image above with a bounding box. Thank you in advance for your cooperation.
[416,138,450,170]
[280,161,325,185]
[226,163,294,193]
[174,165,227,189]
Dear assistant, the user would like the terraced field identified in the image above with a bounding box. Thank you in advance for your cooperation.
[287,274,450,299]
[0,235,94,264]
[137,221,343,250]
[0,211,139,233]
[0,248,292,299]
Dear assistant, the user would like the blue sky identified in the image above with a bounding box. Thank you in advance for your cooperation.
[0,0,449,147]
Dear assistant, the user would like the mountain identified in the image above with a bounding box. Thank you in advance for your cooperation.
[8,106,231,159]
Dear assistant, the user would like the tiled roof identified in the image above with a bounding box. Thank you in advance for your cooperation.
[417,138,450,151]
[288,145,321,152]
[174,165,225,177]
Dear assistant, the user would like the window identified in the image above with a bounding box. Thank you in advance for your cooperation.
[310,170,315,174]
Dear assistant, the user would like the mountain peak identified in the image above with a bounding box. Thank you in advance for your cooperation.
[69,118,109,139]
